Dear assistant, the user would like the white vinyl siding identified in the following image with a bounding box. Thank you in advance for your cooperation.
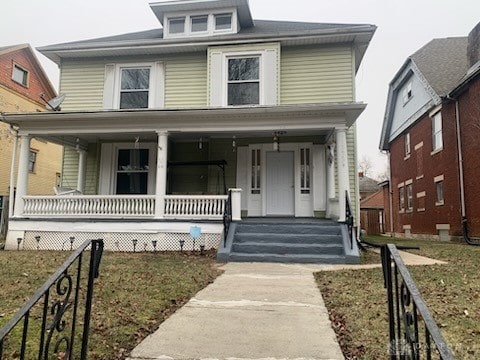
[281,45,354,104]
[164,53,208,107]
[60,61,105,111]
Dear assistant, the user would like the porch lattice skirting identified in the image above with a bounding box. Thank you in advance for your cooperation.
[22,231,222,252]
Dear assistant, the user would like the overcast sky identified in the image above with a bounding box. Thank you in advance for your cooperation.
[1,0,479,178]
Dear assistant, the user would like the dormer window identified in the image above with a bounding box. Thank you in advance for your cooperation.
[215,13,232,31]
[169,17,186,34]
[191,15,208,32]
[163,10,238,38]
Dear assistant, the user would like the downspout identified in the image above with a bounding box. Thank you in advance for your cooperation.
[387,151,394,236]
[451,97,480,246]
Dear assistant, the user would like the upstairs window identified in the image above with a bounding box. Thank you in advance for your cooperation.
[405,132,411,157]
[191,15,208,32]
[119,68,150,109]
[169,17,186,34]
[227,57,260,106]
[12,64,28,87]
[402,82,412,104]
[215,13,232,30]
[432,112,443,152]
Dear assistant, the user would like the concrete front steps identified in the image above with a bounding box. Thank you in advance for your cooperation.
[220,220,357,264]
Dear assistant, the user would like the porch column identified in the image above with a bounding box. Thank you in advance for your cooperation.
[77,149,87,193]
[154,131,168,218]
[14,135,31,217]
[335,128,350,222]
[326,143,336,218]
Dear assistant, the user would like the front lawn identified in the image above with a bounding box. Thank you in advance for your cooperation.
[316,236,480,359]
[0,250,221,359]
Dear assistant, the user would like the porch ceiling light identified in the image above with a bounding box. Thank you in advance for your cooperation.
[232,136,236,153]
[199,137,203,150]
[272,131,286,152]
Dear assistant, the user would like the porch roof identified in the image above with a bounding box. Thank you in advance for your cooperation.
[2,103,366,138]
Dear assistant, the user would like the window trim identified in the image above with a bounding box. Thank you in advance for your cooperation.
[113,63,156,110]
[224,52,263,106]
[12,63,29,87]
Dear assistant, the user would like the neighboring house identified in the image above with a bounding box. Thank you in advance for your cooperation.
[360,188,385,236]
[0,44,62,238]
[358,172,380,200]
[3,0,376,253]
[380,22,480,240]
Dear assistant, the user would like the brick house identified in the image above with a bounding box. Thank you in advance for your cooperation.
[0,44,62,237]
[380,22,480,241]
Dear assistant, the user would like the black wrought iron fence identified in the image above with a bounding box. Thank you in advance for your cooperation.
[344,190,354,250]
[223,190,232,247]
[381,244,454,359]
[0,239,104,360]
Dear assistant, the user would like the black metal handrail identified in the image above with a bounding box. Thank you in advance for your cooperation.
[0,239,104,360]
[381,244,454,359]
[344,190,354,250]
[223,190,232,247]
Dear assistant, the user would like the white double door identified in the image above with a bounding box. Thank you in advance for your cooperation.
[266,151,295,216]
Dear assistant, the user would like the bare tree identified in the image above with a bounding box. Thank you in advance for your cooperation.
[358,155,373,177]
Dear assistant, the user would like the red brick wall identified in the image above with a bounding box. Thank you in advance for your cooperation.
[0,48,54,106]
[458,75,480,237]
[389,102,462,237]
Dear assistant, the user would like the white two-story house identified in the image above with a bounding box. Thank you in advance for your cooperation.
[3,0,375,257]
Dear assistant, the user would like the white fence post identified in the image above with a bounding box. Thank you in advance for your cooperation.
[229,188,242,221]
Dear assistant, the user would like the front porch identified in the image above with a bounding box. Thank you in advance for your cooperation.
[3,104,362,251]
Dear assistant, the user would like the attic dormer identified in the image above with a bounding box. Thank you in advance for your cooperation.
[149,0,254,39]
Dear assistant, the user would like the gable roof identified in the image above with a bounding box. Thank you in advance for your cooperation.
[380,37,470,150]
[360,189,384,209]
[0,44,57,99]
[37,20,376,70]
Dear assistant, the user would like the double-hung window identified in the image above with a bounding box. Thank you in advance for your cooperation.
[119,68,150,109]
[406,183,413,211]
[405,132,411,157]
[12,64,28,87]
[227,57,260,106]
[399,186,405,211]
[432,112,443,151]
[116,149,150,194]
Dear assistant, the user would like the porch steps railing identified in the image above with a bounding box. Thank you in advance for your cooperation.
[381,244,454,359]
[0,239,104,359]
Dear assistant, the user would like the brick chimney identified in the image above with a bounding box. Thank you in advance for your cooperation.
[467,22,480,66]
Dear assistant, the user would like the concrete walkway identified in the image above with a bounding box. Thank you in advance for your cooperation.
[128,251,445,360]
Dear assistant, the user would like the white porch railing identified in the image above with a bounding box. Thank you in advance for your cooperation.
[21,194,231,219]
[164,195,228,219]
[23,195,156,217]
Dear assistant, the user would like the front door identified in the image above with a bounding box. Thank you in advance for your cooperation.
[266,151,294,216]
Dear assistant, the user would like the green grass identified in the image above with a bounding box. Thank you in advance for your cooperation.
[316,236,480,359]
[0,250,221,359]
